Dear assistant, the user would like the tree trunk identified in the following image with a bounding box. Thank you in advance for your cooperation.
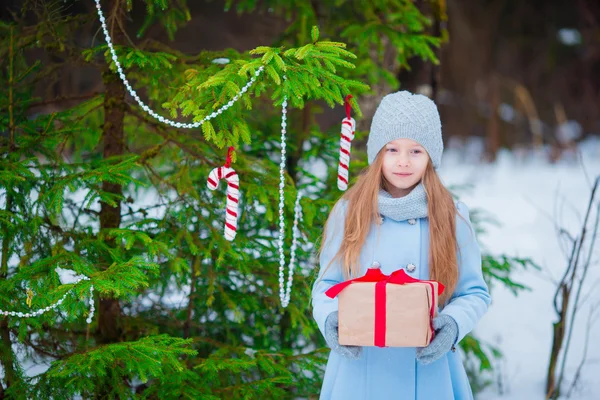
[356,36,399,135]
[545,284,569,399]
[184,256,200,339]
[97,0,126,346]
[486,73,500,162]
[430,1,444,101]
[0,194,17,395]
[0,26,20,398]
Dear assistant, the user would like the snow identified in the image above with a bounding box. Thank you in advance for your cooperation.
[438,138,600,399]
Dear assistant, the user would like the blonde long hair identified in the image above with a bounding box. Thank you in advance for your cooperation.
[318,151,459,304]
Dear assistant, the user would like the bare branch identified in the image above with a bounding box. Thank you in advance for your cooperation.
[565,301,600,399]
[557,178,600,387]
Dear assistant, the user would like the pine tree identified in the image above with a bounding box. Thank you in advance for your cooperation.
[0,0,370,397]
[0,1,536,398]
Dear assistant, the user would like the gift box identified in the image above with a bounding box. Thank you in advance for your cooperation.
[325,266,445,347]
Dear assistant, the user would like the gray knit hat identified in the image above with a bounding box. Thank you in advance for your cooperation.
[366,91,443,168]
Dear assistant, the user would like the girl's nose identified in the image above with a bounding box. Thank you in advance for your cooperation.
[397,156,410,167]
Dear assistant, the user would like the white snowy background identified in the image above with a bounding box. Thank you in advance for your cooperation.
[439,136,600,400]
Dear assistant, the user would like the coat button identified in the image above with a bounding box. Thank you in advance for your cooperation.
[406,263,416,272]
[408,218,417,225]
[371,261,381,269]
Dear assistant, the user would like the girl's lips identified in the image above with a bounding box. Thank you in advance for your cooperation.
[393,173,413,177]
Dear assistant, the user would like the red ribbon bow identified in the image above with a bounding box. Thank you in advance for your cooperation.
[344,94,353,120]
[224,146,234,168]
[325,268,445,347]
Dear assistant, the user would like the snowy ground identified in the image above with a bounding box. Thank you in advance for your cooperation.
[439,137,600,400]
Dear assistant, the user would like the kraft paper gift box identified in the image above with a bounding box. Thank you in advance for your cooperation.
[325,266,445,347]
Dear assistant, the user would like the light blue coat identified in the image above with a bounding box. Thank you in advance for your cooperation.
[311,200,492,400]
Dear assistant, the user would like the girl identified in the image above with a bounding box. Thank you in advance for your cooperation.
[311,91,491,400]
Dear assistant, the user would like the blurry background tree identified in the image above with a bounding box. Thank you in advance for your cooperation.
[0,0,585,398]
[437,0,600,162]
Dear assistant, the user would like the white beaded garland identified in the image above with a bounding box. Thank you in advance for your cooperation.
[278,75,303,309]
[96,0,304,308]
[86,285,96,324]
[94,0,263,129]
[0,277,95,325]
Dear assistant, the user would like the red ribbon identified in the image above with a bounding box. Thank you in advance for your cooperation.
[224,146,234,168]
[344,94,353,120]
[325,268,445,347]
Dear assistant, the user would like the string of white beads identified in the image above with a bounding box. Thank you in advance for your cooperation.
[278,74,303,308]
[94,0,263,128]
[86,284,96,324]
[0,277,95,325]
[95,0,302,308]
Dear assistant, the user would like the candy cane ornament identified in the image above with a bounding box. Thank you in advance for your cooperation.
[338,94,356,191]
[207,147,240,241]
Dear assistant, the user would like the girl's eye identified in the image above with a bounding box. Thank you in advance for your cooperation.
[386,148,397,152]
[412,149,422,154]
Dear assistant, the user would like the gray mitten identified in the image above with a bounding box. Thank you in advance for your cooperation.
[416,314,459,365]
[324,311,362,360]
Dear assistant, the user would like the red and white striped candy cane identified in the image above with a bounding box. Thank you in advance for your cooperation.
[338,94,356,191]
[207,146,239,241]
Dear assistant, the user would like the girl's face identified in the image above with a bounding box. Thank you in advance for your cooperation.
[381,138,430,198]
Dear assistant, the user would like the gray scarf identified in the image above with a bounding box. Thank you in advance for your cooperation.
[377,182,429,221]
